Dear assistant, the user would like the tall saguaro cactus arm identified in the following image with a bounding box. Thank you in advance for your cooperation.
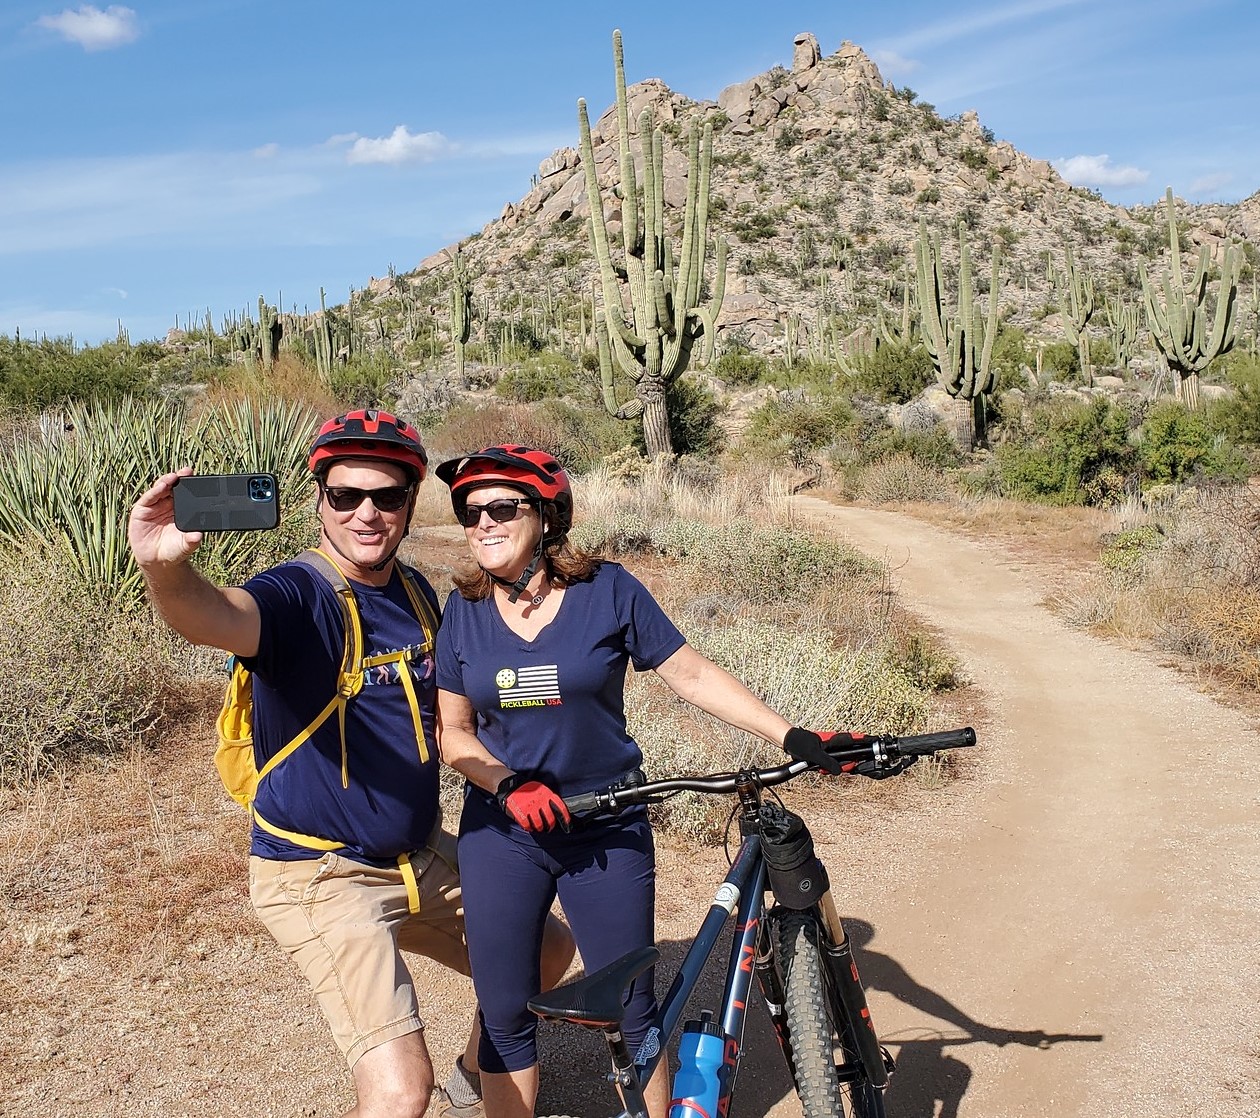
[914,218,1000,451]
[578,28,727,458]
[1059,243,1096,383]
[1139,187,1238,408]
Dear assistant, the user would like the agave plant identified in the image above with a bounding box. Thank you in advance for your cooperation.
[0,397,321,606]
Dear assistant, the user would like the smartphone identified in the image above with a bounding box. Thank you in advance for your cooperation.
[172,473,280,532]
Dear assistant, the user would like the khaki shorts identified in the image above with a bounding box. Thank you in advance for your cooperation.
[249,828,470,1066]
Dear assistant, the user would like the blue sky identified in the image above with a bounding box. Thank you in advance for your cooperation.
[3,0,1257,345]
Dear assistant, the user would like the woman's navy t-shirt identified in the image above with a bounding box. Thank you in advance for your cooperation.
[241,560,441,863]
[436,562,686,796]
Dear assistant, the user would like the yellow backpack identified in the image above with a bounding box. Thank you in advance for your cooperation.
[214,548,439,851]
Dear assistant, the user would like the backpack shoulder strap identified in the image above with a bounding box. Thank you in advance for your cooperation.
[397,562,440,652]
[296,548,363,694]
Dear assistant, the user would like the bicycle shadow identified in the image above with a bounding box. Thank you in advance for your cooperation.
[845,918,1104,1118]
[534,916,1102,1118]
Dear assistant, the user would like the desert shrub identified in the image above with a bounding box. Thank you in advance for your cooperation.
[849,342,935,403]
[495,351,582,403]
[626,620,929,838]
[1099,523,1164,582]
[428,399,575,463]
[989,326,1036,393]
[0,335,159,409]
[666,375,725,458]
[713,348,771,386]
[994,396,1135,505]
[1137,399,1248,484]
[860,423,963,470]
[851,453,952,504]
[1208,353,1260,448]
[329,351,399,409]
[0,538,198,783]
[1038,340,1080,381]
[738,394,857,466]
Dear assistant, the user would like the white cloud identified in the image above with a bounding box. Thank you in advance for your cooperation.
[1187,171,1233,197]
[1053,153,1148,188]
[36,5,139,51]
[343,125,453,166]
[871,50,920,79]
[252,143,279,159]
[103,286,128,299]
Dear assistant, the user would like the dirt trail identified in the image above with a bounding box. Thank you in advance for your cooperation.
[792,496,1260,1117]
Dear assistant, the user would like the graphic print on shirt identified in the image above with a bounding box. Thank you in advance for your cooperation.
[363,645,435,687]
[496,664,563,708]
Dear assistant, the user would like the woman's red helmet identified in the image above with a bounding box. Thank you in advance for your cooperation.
[308,409,428,482]
[435,445,572,538]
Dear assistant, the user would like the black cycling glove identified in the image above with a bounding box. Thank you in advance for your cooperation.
[782,727,844,775]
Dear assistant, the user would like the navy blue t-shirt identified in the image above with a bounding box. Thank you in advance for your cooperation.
[436,562,686,796]
[241,560,440,863]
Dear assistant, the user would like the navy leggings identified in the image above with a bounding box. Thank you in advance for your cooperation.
[458,786,657,1074]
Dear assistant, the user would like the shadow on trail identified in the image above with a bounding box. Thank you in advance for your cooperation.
[848,918,1104,1118]
[533,916,1102,1118]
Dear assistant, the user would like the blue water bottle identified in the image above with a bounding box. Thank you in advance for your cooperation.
[670,1013,727,1118]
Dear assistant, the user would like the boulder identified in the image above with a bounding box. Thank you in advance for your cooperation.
[792,33,821,73]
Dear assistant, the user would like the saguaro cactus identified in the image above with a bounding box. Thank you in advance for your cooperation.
[449,247,473,383]
[1105,294,1139,374]
[257,296,282,371]
[1139,187,1239,410]
[1058,244,1096,385]
[914,218,1000,453]
[578,29,727,458]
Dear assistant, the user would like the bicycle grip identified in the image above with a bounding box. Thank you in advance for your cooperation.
[892,727,977,756]
[563,791,602,814]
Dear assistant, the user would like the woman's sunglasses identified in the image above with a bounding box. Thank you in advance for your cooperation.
[322,485,413,513]
[458,497,534,528]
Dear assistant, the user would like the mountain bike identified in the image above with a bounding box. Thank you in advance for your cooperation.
[528,726,977,1118]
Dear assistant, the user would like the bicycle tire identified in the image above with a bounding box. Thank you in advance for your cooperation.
[775,909,887,1118]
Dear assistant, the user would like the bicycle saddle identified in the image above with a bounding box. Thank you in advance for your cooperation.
[528,945,661,1028]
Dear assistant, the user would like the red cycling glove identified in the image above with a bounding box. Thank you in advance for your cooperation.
[496,774,572,832]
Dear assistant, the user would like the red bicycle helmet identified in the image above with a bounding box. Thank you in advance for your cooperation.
[308,409,428,482]
[436,445,572,537]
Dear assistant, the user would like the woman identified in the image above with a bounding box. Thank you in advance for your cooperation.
[433,445,841,1118]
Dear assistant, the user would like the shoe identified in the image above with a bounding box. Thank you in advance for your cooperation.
[431,1086,485,1118]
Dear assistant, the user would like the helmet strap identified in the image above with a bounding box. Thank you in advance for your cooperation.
[486,542,546,606]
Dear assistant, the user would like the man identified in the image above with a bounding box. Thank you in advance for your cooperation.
[127,409,572,1118]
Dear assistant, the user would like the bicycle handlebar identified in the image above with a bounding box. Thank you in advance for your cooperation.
[563,727,976,814]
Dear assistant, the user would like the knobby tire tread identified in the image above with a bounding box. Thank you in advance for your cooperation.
[775,909,887,1118]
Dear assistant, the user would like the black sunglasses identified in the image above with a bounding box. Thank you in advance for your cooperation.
[322,485,413,513]
[458,497,535,528]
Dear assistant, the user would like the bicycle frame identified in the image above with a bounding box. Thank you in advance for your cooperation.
[564,775,881,1118]
[532,729,976,1117]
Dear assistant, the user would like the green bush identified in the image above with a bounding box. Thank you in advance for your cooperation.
[1210,353,1260,447]
[713,348,770,387]
[665,375,725,459]
[1137,399,1248,484]
[329,351,398,409]
[739,394,857,466]
[496,351,582,402]
[848,341,934,403]
[994,396,1135,505]
[0,335,159,409]
[1039,340,1080,381]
